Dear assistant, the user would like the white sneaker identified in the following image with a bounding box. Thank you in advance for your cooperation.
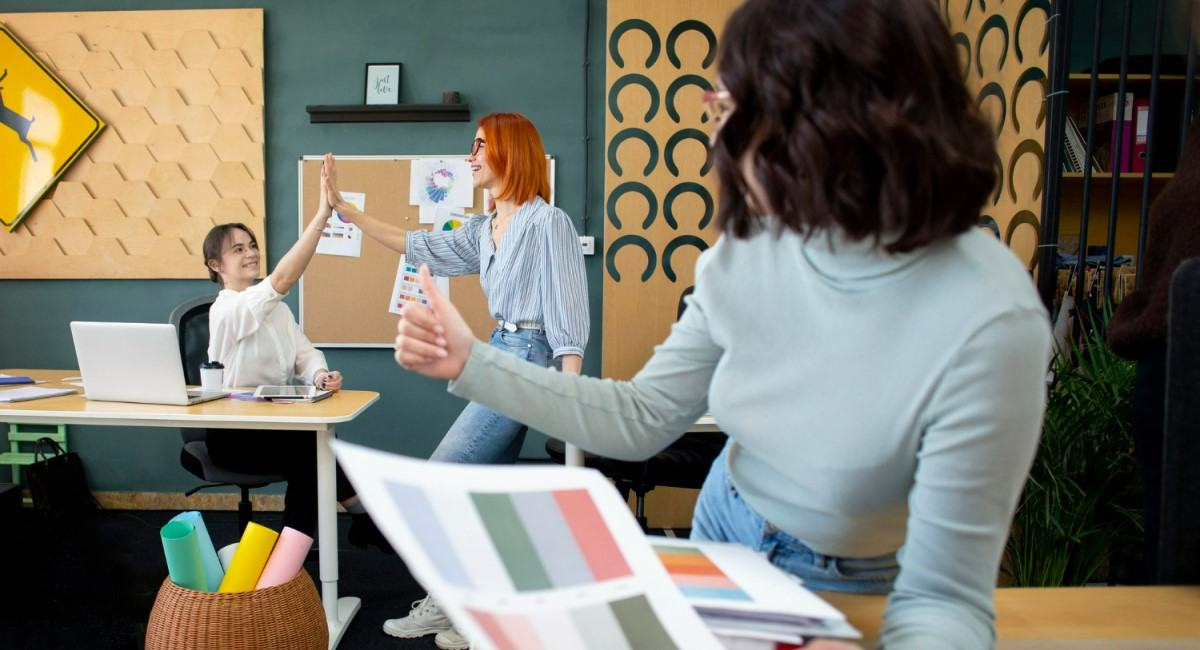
[381,595,453,638]
[434,627,470,650]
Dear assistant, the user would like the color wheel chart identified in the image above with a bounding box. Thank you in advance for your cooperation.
[465,594,678,650]
[654,544,751,601]
[386,483,632,592]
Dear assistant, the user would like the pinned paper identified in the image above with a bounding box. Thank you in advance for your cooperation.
[389,254,450,315]
[410,159,473,208]
[318,191,365,257]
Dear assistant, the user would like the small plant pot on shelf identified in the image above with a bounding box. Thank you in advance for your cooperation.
[145,569,327,650]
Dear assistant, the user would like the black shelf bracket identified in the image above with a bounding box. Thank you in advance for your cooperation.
[306,103,471,123]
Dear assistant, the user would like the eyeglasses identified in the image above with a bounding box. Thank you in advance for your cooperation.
[470,137,486,156]
[702,89,734,125]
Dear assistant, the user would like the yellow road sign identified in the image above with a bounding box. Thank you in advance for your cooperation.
[0,23,105,231]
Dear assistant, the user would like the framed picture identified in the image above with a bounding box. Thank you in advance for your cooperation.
[364,63,401,105]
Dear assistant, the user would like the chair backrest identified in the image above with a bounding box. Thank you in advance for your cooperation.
[169,295,217,386]
[1159,257,1200,583]
[170,296,216,446]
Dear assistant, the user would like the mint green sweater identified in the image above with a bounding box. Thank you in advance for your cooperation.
[450,227,1051,649]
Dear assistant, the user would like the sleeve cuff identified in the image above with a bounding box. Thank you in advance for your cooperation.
[552,346,584,359]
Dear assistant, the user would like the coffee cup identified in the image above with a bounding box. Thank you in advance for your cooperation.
[200,361,224,391]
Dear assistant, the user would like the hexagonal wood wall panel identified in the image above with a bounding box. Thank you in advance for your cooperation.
[0,9,265,278]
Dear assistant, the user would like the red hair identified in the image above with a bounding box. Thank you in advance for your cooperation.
[479,112,550,205]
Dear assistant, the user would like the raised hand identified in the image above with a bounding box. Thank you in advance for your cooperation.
[322,152,354,220]
[394,265,475,380]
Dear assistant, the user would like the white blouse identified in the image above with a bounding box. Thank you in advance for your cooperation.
[207,280,326,389]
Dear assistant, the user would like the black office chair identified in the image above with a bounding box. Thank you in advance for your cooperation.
[1158,258,1200,583]
[169,295,283,532]
[545,286,727,531]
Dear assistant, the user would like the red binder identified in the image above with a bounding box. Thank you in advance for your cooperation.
[1132,98,1150,173]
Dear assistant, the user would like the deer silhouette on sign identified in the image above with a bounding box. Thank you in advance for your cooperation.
[0,69,38,162]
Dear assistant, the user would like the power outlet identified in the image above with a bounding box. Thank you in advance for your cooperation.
[579,236,596,256]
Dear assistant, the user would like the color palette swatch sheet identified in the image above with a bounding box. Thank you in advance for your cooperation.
[649,537,858,641]
[331,441,722,650]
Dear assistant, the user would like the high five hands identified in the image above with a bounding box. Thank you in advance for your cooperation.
[394,265,474,380]
[321,152,356,221]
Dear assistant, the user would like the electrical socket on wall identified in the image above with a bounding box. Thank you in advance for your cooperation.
[579,236,595,256]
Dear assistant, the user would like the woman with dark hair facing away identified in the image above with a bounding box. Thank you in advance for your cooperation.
[390,1,1050,647]
[202,160,386,548]
[323,112,588,649]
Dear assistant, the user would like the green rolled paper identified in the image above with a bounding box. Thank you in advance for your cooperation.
[160,520,208,591]
[170,511,224,591]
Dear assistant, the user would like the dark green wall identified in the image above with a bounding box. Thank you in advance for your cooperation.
[0,0,609,492]
[1069,0,1192,72]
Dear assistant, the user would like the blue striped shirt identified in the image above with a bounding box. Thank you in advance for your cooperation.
[406,196,589,359]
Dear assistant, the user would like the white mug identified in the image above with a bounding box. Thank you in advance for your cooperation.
[200,361,224,391]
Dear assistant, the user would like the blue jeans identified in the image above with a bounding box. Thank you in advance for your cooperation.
[429,327,553,464]
[692,444,899,594]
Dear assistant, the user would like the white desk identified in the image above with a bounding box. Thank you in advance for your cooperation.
[0,369,378,649]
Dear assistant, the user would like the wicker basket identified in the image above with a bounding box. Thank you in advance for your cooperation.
[145,569,328,650]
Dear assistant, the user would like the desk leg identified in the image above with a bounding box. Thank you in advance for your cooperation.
[565,443,584,467]
[316,426,360,648]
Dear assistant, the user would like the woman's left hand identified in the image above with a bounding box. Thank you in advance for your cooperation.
[320,370,343,392]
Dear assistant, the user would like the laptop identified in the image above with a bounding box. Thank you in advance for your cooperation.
[70,321,228,406]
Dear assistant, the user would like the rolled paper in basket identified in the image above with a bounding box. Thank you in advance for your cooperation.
[217,522,279,593]
[169,511,224,591]
[255,526,313,589]
[159,520,208,592]
[217,542,238,571]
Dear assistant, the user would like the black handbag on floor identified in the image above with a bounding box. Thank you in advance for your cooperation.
[27,437,98,517]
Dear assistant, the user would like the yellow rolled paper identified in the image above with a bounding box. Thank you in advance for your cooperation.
[217,522,279,593]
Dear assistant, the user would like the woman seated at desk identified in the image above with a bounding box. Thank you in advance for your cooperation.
[201,160,386,548]
[390,0,1052,647]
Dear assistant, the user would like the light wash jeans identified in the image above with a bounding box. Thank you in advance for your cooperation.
[429,327,553,464]
[692,444,899,594]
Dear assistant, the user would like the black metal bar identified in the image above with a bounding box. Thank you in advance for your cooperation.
[1039,0,1074,310]
[1182,2,1198,158]
[1075,0,1107,304]
[1103,0,1134,302]
[1136,0,1167,290]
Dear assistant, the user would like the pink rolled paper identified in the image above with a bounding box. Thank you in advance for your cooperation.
[254,526,313,589]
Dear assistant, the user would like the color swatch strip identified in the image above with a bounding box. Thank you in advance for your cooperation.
[386,482,473,588]
[472,488,632,591]
[654,544,751,601]
[469,594,677,650]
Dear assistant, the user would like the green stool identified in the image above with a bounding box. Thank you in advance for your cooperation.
[0,423,68,504]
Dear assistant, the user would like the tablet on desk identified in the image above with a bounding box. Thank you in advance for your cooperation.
[253,385,332,402]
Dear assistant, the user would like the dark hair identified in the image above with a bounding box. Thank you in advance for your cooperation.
[202,223,257,284]
[713,0,997,253]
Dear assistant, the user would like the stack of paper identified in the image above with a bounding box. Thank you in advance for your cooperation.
[650,537,860,645]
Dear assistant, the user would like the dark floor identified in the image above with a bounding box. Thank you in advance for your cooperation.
[0,507,441,650]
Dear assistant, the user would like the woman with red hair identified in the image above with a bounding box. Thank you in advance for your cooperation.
[323,112,588,649]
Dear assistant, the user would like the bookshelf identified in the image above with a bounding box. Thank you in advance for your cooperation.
[1057,73,1195,259]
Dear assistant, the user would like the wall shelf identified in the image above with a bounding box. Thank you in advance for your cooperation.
[305,103,470,123]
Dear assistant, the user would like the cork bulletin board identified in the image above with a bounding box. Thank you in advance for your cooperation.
[297,155,554,347]
[0,9,266,279]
